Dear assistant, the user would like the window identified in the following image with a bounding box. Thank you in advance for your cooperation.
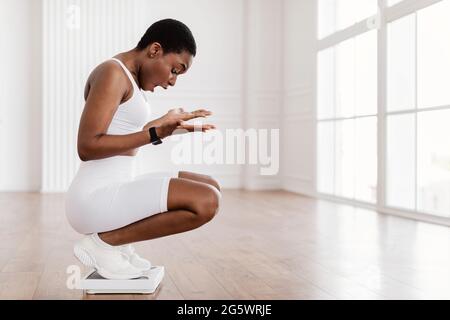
[386,0,450,218]
[317,26,377,204]
[386,114,416,210]
[318,0,378,39]
[417,2,450,109]
[417,110,450,216]
[318,0,450,219]
[387,14,415,112]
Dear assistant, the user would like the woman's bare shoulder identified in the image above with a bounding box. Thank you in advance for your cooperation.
[84,60,126,101]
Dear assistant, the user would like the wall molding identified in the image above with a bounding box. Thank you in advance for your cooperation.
[284,84,313,97]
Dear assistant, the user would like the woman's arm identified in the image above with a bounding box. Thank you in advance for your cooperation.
[80,131,151,161]
[77,62,215,161]
[87,110,215,161]
[77,62,151,161]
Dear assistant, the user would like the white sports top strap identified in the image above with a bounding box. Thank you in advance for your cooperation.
[110,58,148,102]
[110,58,141,88]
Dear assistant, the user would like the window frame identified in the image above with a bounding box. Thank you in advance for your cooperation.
[315,0,450,226]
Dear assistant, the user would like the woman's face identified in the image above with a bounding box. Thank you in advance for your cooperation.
[139,43,193,92]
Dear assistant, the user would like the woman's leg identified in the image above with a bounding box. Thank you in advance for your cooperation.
[178,171,221,192]
[98,178,220,246]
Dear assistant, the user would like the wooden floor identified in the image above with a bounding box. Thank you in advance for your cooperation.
[0,190,449,300]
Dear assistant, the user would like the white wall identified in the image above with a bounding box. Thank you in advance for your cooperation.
[0,0,329,202]
[243,0,283,190]
[0,0,42,191]
[281,0,317,197]
[0,0,287,192]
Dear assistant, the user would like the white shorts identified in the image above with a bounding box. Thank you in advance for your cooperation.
[65,155,179,234]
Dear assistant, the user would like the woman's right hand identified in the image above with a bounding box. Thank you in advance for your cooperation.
[143,108,215,140]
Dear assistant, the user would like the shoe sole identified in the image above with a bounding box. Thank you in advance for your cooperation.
[73,245,142,280]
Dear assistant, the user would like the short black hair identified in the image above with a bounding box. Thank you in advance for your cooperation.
[137,18,196,57]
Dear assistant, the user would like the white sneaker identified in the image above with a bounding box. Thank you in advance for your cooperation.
[73,234,143,280]
[119,244,152,272]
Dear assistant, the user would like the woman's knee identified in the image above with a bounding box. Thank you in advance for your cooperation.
[167,178,221,222]
[179,171,221,192]
[195,185,221,223]
[200,173,221,192]
[208,176,221,192]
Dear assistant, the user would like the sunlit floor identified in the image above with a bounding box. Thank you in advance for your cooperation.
[0,190,449,299]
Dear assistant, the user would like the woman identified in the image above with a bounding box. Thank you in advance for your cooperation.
[65,19,221,280]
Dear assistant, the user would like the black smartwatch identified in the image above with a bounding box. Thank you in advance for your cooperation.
[149,127,162,145]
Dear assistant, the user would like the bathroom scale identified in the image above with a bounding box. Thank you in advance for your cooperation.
[77,266,164,294]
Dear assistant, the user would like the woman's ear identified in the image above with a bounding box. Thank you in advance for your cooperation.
[148,42,163,58]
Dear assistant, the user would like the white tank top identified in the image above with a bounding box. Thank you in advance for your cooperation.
[106,58,151,135]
